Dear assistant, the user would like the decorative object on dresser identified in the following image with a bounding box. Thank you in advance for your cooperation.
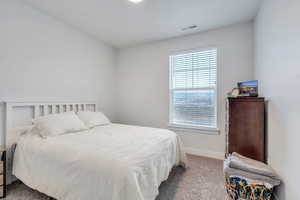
[237,80,258,97]
[0,147,6,199]
[226,97,265,162]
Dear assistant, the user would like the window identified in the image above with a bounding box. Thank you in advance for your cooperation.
[169,49,217,129]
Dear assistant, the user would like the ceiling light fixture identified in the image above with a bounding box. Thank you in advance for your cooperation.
[128,0,143,3]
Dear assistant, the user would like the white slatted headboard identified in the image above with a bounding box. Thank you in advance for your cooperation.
[4,101,97,184]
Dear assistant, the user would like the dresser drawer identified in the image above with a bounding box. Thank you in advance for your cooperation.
[0,175,3,186]
[0,162,3,174]
[0,186,3,197]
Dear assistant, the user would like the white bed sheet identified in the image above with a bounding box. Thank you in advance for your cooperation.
[13,123,187,200]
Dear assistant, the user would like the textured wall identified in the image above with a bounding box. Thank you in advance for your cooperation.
[116,22,254,157]
[0,0,116,144]
[255,0,300,199]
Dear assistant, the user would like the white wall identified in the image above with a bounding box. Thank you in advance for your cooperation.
[116,22,254,158]
[0,0,116,144]
[255,0,300,199]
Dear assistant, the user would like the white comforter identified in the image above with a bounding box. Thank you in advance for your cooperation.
[13,124,187,200]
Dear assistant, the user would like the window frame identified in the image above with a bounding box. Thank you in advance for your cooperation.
[168,47,219,134]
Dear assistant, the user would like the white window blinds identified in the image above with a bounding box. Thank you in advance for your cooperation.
[169,49,217,128]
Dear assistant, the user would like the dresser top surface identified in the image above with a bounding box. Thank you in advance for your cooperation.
[228,97,265,102]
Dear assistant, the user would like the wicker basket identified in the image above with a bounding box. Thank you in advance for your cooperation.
[225,174,274,200]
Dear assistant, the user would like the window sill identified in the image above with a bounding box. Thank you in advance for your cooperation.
[168,124,220,135]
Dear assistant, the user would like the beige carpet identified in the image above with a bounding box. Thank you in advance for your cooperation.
[6,155,227,200]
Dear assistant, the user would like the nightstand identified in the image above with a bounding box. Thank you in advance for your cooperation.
[0,147,6,199]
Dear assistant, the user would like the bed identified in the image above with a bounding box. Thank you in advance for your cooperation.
[4,101,187,200]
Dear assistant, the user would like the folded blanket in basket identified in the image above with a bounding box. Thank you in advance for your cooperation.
[224,161,280,186]
[229,152,279,179]
[224,153,281,186]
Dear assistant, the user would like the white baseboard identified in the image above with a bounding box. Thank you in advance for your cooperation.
[184,147,224,160]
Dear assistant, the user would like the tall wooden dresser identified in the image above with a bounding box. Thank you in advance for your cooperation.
[226,97,265,162]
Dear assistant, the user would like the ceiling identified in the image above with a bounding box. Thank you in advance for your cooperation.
[22,0,262,48]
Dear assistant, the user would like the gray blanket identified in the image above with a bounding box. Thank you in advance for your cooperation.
[224,153,281,186]
[229,153,279,179]
[224,159,281,186]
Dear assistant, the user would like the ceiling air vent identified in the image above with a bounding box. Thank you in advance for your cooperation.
[182,25,198,31]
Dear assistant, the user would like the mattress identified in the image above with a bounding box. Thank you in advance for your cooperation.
[13,123,187,200]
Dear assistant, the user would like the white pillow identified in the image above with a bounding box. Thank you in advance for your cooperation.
[77,111,110,128]
[8,125,34,148]
[33,112,88,138]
